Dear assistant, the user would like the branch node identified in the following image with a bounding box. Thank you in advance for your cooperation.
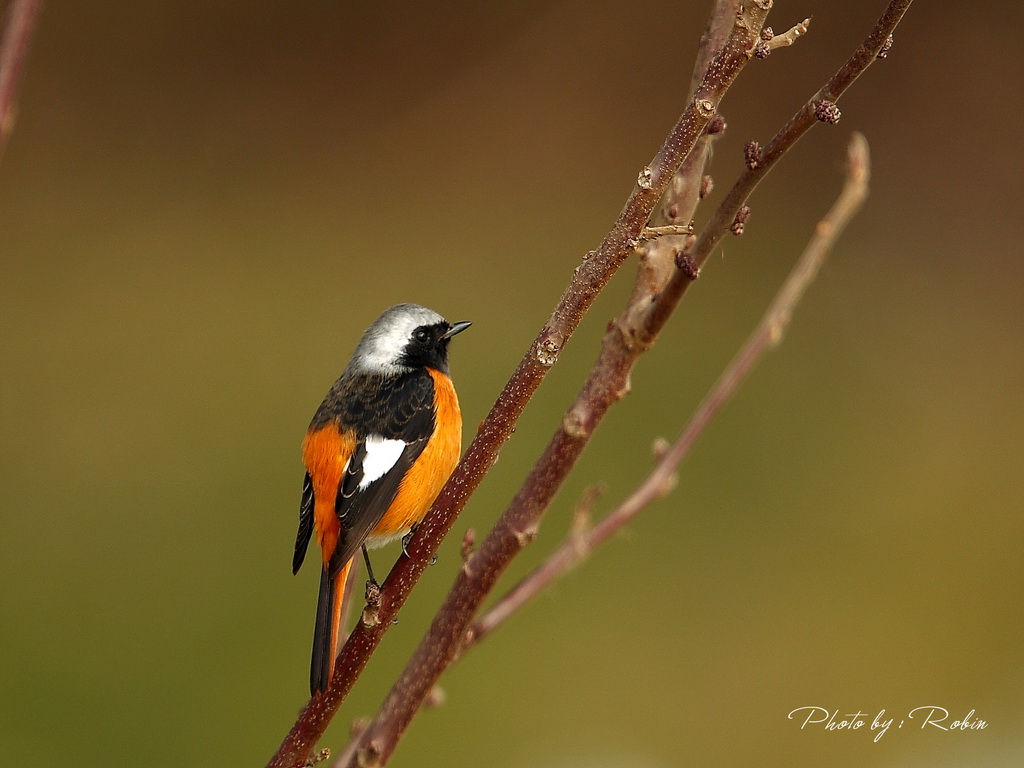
[651,437,672,461]
[705,113,727,135]
[674,251,701,280]
[699,174,714,199]
[572,485,604,537]
[730,205,752,235]
[616,372,632,400]
[535,334,562,367]
[460,528,476,564]
[562,407,588,438]
[759,18,811,57]
[361,582,383,627]
[303,748,330,767]
[424,686,447,709]
[813,99,842,124]
[350,717,370,739]
[638,223,695,242]
[571,507,592,541]
[637,165,653,190]
[877,33,894,58]
[355,741,383,768]
[512,525,538,548]
[695,98,716,118]
[365,580,382,607]
[661,473,680,498]
[744,139,762,169]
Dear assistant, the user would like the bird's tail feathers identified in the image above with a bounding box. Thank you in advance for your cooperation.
[310,559,353,696]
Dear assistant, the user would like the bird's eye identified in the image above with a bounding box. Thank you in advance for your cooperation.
[413,328,430,344]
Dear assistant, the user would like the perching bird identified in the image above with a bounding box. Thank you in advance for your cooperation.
[292,303,470,696]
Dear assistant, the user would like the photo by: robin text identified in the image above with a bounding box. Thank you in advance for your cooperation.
[787,706,989,743]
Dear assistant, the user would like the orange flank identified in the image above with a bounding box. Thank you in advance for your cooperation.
[301,423,355,567]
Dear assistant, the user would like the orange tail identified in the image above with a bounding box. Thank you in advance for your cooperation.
[310,559,352,696]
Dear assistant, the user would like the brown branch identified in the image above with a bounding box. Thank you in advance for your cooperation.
[467,132,870,648]
[766,18,811,50]
[467,484,606,648]
[621,0,740,338]
[642,0,913,341]
[754,18,812,58]
[0,0,42,164]
[637,223,695,241]
[265,5,770,767]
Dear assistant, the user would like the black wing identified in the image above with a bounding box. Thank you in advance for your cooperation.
[292,471,315,574]
[326,370,436,579]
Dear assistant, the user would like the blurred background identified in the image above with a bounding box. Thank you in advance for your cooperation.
[1,1,1021,766]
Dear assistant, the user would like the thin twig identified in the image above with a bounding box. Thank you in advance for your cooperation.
[467,133,870,647]
[637,223,695,241]
[642,0,913,342]
[619,0,741,340]
[0,0,42,164]
[465,484,605,648]
[755,18,812,58]
[768,18,811,50]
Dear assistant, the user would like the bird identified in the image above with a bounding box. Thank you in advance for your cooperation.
[292,303,470,697]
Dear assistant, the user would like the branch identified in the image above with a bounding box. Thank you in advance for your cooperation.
[636,223,695,241]
[0,0,42,164]
[467,132,870,648]
[266,4,770,766]
[623,0,739,336]
[754,18,812,58]
[643,0,913,341]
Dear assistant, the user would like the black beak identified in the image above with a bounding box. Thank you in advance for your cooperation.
[442,320,472,339]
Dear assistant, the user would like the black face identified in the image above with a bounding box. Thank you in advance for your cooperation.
[400,321,466,373]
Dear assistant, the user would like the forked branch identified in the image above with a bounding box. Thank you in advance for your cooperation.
[643,0,912,339]
[467,132,870,650]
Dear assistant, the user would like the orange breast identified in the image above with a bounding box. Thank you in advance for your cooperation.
[368,368,462,545]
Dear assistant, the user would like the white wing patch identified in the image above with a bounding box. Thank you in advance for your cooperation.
[359,435,407,489]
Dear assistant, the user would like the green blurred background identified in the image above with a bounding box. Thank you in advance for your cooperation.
[2,1,1021,766]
